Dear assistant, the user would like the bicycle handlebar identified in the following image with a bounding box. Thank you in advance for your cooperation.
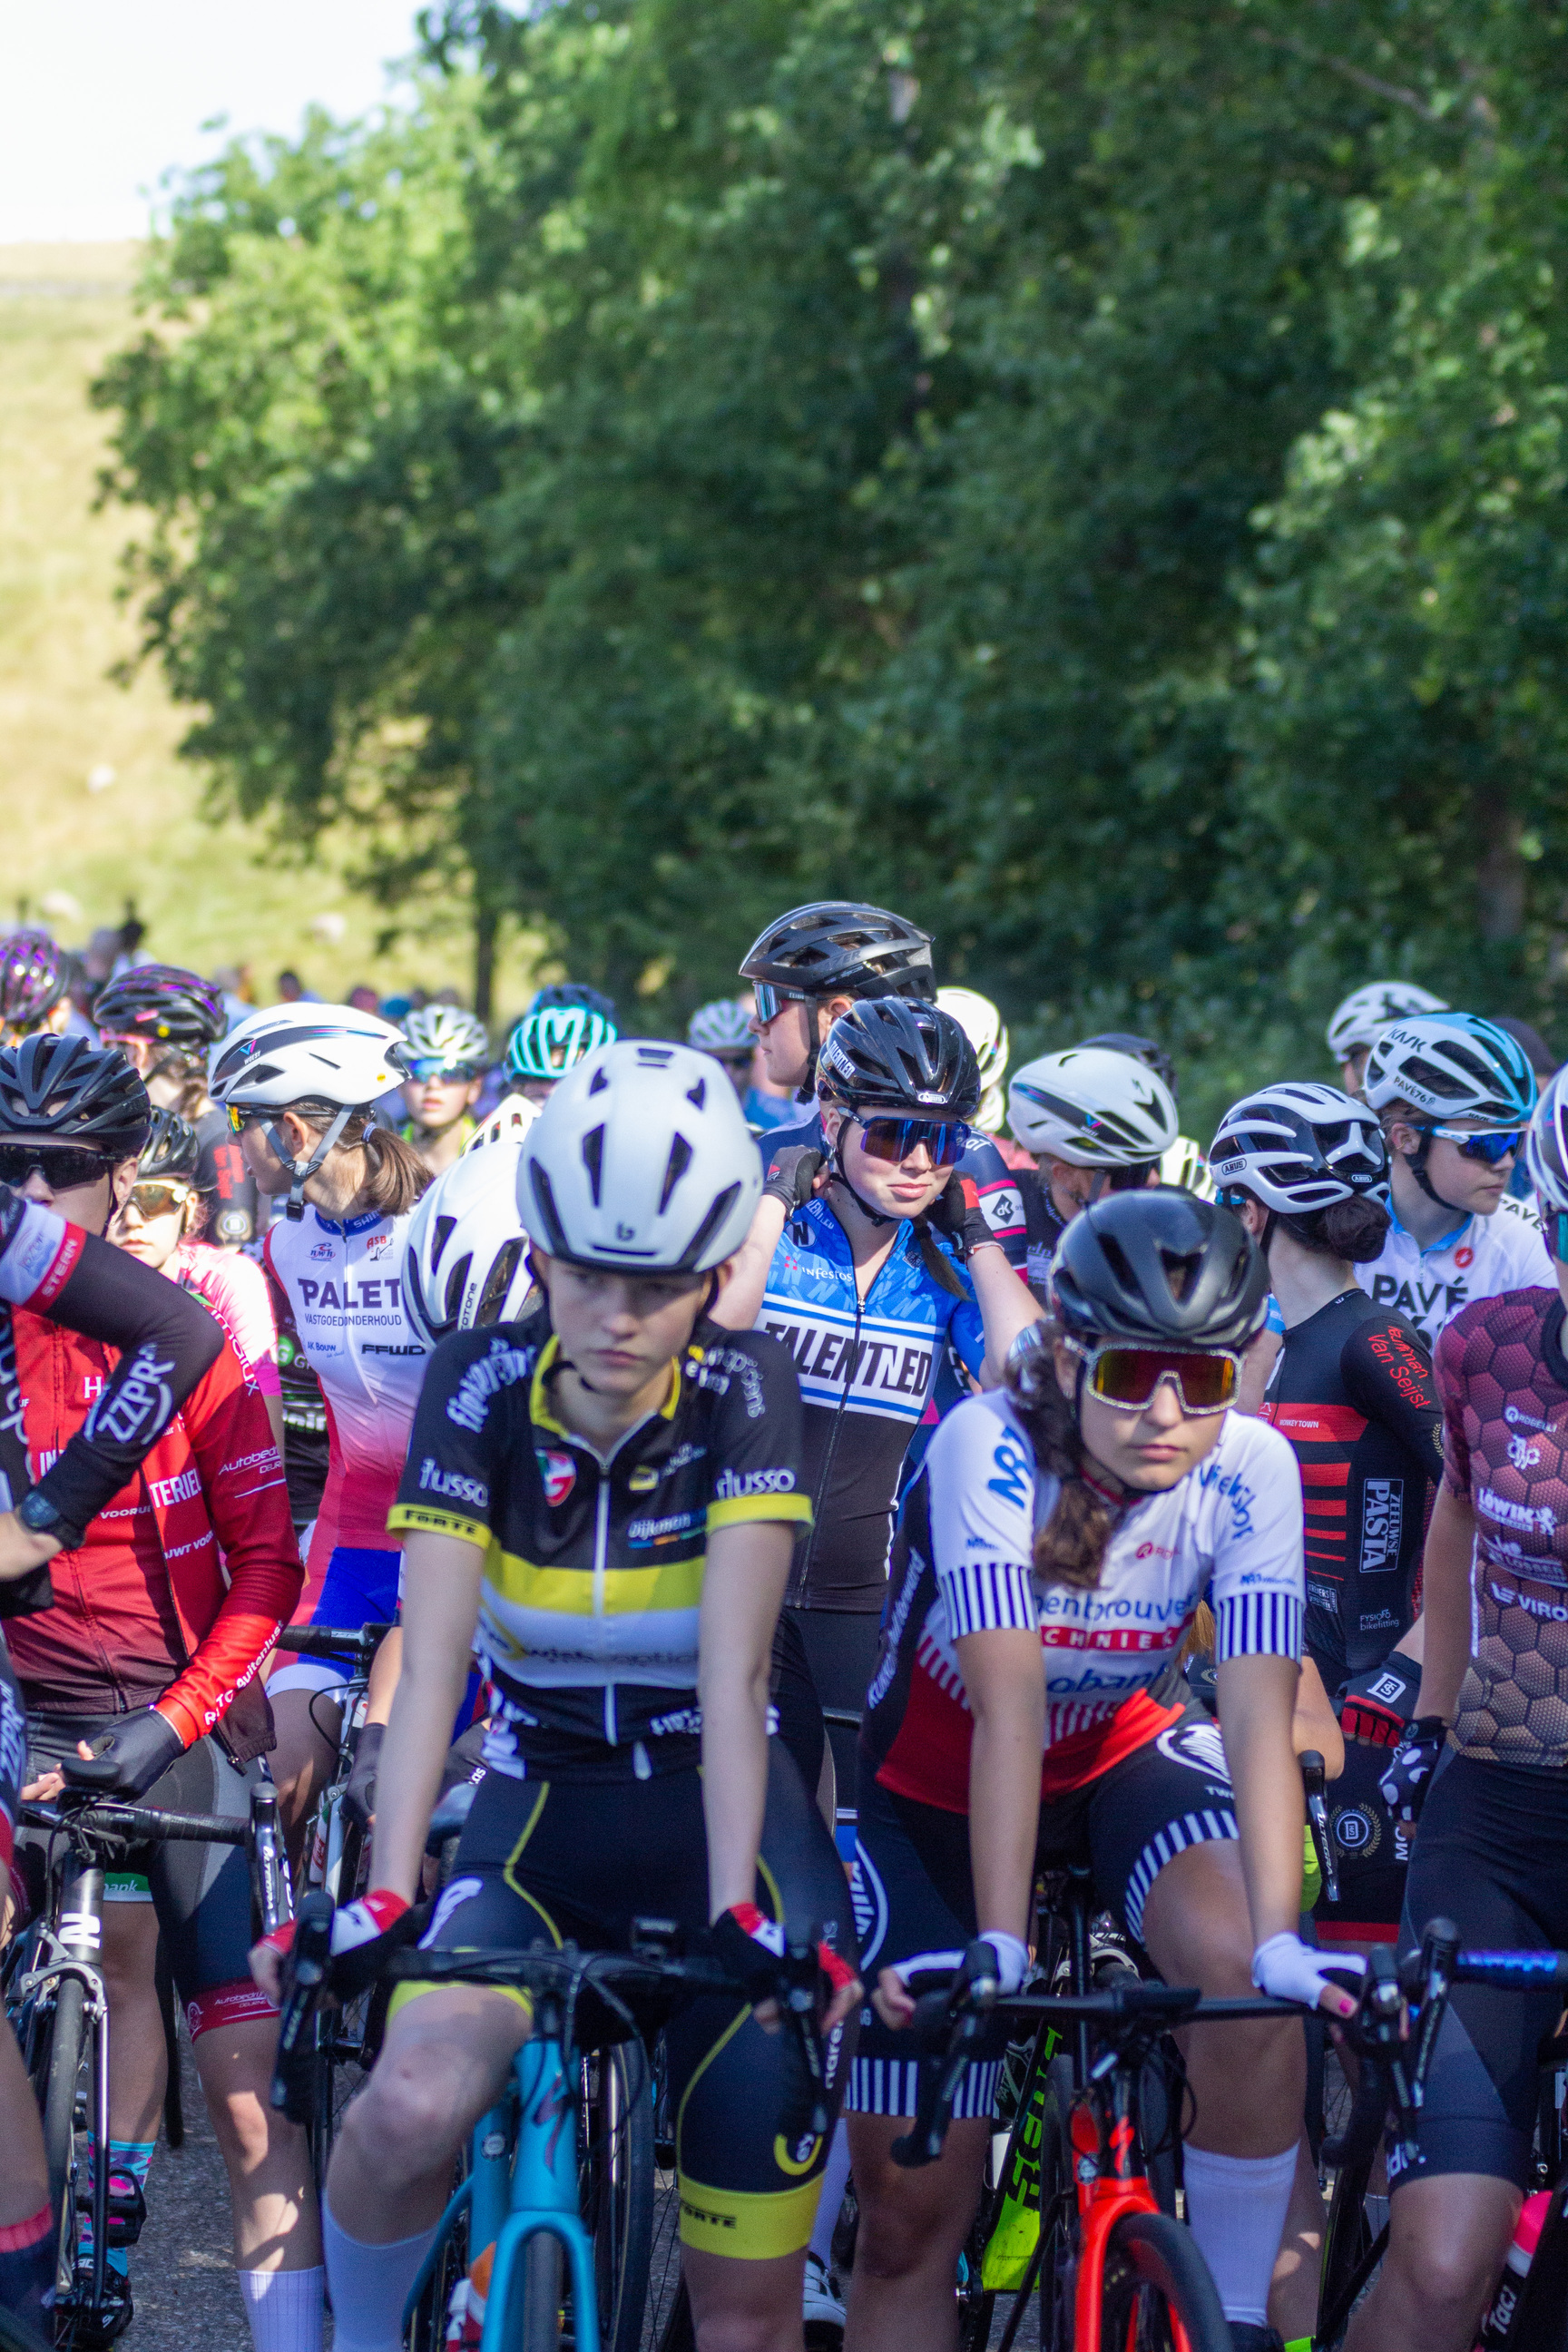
[1300,1749,1339,1907]
[279,1622,394,1661]
[19,1797,246,1846]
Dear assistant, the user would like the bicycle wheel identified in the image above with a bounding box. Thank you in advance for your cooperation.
[518,2231,564,2351]
[1098,2210,1230,2352]
[40,1977,84,2244]
[577,2043,653,2352]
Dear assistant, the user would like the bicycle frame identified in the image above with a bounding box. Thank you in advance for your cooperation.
[15,1857,111,2314]
[1066,2061,1189,2352]
[406,1990,602,2352]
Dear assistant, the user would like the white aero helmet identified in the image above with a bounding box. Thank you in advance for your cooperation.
[1526,1065,1568,1229]
[465,1093,540,1153]
[1007,1047,1179,1169]
[400,1004,491,1073]
[1210,1082,1387,1215]
[405,1139,534,1344]
[207,1003,412,1220]
[936,987,1010,1134]
[687,997,755,1054]
[519,1039,760,1272]
[1362,1012,1538,1126]
[1325,981,1448,1063]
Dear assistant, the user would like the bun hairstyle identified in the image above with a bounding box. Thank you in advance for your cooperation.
[1005,1322,1121,1593]
[1286,1193,1390,1264]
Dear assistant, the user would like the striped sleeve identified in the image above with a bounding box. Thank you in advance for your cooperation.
[1206,1419,1305,1666]
[938,1558,1038,1640]
[1213,1589,1303,1664]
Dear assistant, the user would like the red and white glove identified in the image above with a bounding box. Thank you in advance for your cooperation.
[710,1902,857,2005]
[260,1889,411,1991]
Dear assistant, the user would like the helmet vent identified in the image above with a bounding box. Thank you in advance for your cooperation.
[1098,1233,1141,1297]
[1160,1248,1202,1303]
[680,1181,742,1270]
[686,1077,706,1110]
[528,1161,571,1257]
[659,1132,693,1213]
[588,1065,609,1095]
[443,1251,473,1328]
[581,1124,605,1205]
[475,1239,525,1325]
[431,1213,456,1274]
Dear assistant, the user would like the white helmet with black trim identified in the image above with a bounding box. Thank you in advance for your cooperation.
[1210,1083,1387,1216]
[465,1093,539,1153]
[1007,1047,1179,1169]
[936,987,1009,1135]
[518,1040,760,1272]
[1526,1063,1568,1220]
[400,1004,491,1073]
[1363,1012,1538,1126]
[687,998,755,1054]
[404,1140,534,1343]
[207,1004,412,1220]
[1326,982,1448,1063]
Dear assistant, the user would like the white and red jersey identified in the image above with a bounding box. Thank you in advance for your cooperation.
[862,1390,1304,1810]
[263,1206,429,1568]
[1357,1193,1553,1348]
[169,1241,280,1397]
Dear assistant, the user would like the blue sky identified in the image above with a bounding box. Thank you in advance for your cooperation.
[0,2,426,242]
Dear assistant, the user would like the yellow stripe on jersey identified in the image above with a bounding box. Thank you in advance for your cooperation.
[705,1493,813,1535]
[530,1331,681,1437]
[485,1547,708,1617]
[387,1504,490,1550]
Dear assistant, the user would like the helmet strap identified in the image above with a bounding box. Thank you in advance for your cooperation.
[827,1123,896,1229]
[1406,1126,1473,1222]
[268,1108,354,1221]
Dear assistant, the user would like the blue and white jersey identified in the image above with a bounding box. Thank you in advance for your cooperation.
[759,1111,1027,1271]
[757,1196,985,1612]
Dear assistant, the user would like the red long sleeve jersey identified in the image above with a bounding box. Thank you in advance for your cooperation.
[5,1311,304,1746]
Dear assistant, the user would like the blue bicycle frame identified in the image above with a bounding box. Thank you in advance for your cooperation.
[405,2008,600,2352]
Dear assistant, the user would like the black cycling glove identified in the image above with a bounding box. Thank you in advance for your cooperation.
[341,1722,385,1835]
[924,1174,995,1261]
[1378,1716,1448,1824]
[761,1145,825,1213]
[64,1708,185,1800]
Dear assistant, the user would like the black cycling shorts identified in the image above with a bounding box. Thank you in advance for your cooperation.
[770,1603,881,1803]
[1391,1748,1568,2194]
[848,1705,1240,2119]
[398,1737,858,2262]
[20,1713,277,2040]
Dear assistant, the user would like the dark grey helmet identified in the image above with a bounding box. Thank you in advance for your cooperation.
[0,1034,152,1161]
[817,999,980,1122]
[740,901,934,1002]
[1051,1188,1268,1350]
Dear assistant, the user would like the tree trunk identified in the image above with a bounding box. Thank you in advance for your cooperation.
[474,901,498,1022]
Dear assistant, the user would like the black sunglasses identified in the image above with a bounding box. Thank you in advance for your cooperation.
[0,1143,113,1191]
[751,984,813,1026]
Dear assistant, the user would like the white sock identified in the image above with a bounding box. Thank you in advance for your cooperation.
[808,2120,853,2267]
[237,2266,325,2352]
[321,2204,441,2352]
[1182,2141,1298,2326]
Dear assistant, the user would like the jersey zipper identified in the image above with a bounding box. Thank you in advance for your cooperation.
[794,1234,867,1608]
[594,1467,616,1742]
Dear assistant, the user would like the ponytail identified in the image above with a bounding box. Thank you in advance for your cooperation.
[1005,1319,1122,1592]
[283,1100,432,1217]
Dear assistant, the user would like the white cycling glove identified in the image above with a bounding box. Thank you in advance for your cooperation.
[1252,1931,1366,2009]
[979,1931,1029,1994]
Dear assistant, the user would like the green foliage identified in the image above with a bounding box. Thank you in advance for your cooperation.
[93,0,1568,1098]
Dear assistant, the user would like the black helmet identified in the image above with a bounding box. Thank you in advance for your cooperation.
[138,1107,201,1182]
[0,1034,152,1159]
[0,932,68,1031]
[93,964,226,1057]
[527,982,618,1026]
[818,999,980,1121]
[1051,1189,1268,1351]
[1080,1033,1178,1100]
[740,901,934,1002]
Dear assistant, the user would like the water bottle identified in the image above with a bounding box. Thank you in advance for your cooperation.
[1474,2190,1552,2347]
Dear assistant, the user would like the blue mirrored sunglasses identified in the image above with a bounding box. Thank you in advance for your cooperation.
[750,984,812,1025]
[1423,1122,1524,1166]
[406,1054,484,1082]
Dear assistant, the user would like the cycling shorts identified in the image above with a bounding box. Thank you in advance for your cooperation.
[1390,1748,1568,2194]
[770,1604,881,1806]
[0,1632,24,1873]
[398,1739,858,2260]
[19,1715,278,2039]
[847,1704,1240,2119]
[269,1544,403,1699]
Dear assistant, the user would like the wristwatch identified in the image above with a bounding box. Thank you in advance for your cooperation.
[16,1487,64,1538]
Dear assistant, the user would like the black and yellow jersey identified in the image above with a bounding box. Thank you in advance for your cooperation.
[388,1303,811,1780]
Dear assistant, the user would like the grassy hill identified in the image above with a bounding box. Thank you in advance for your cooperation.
[0,242,538,1016]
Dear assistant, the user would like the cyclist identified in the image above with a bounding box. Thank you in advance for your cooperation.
[0,1178,230,2339]
[93,963,260,1249]
[1324,983,1448,1098]
[206,1004,430,1850]
[687,995,792,1131]
[0,1036,312,2347]
[1004,1044,1181,1302]
[1209,1083,1444,1695]
[0,932,73,1052]
[1081,1031,1217,1197]
[1358,1012,1550,1347]
[712,999,1042,1814]
[846,1190,1358,2352]
[501,994,617,1108]
[252,1040,859,2352]
[109,1108,284,1455]
[395,1005,491,1176]
[1344,1061,1568,2352]
[936,986,1009,1137]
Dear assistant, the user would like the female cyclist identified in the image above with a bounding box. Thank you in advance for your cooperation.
[93,963,260,1248]
[395,1005,491,1176]
[1357,1012,1550,1345]
[1004,1044,1181,1303]
[1324,983,1447,1099]
[1347,1062,1568,2352]
[847,1190,1358,2352]
[501,993,617,1107]
[110,1108,283,1453]
[205,1004,430,1850]
[712,998,1041,1814]
[0,1036,310,2349]
[252,1039,859,2352]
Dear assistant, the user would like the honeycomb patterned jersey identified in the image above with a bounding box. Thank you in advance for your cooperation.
[1437,1285,1568,1766]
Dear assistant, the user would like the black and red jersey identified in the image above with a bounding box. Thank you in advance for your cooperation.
[1260,1289,1442,1692]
